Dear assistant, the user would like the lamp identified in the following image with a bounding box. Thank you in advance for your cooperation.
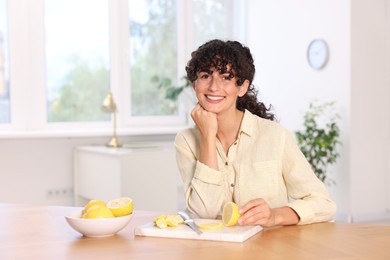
[102,91,121,147]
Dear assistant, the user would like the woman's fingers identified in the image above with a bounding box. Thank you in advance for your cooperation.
[238,199,274,227]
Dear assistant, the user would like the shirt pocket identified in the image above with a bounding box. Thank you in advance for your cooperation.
[239,160,286,206]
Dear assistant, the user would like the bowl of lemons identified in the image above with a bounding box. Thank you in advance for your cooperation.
[65,197,133,237]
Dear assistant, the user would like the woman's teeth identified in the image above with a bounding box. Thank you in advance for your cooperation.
[206,95,224,100]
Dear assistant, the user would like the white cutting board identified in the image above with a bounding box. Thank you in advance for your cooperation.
[134,219,262,243]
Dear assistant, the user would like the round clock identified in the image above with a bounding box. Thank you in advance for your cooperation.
[307,39,329,70]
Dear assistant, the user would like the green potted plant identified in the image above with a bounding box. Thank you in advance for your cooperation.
[295,101,342,185]
[151,75,192,101]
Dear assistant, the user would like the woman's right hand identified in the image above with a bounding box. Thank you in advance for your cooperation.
[191,103,218,139]
[191,103,219,169]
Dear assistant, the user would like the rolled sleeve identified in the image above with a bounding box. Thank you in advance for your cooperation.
[193,161,225,185]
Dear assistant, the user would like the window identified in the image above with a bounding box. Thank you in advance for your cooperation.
[45,0,110,123]
[1,0,245,135]
[129,0,177,117]
[0,0,9,124]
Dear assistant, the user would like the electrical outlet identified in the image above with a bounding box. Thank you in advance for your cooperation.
[46,188,73,199]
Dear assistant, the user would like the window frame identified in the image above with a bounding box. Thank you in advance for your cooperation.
[0,0,246,138]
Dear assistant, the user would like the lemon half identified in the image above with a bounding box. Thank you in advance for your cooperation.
[222,202,241,227]
[107,197,133,217]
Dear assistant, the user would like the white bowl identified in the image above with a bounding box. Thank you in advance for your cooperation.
[65,210,132,237]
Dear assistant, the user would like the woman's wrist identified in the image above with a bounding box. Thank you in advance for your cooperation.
[273,207,300,226]
[199,136,218,170]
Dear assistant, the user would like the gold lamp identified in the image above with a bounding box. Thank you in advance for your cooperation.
[102,91,121,147]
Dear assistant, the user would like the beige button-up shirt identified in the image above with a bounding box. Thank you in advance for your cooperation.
[174,110,336,225]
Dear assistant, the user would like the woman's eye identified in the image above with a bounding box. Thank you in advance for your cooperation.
[221,75,231,81]
[200,74,209,79]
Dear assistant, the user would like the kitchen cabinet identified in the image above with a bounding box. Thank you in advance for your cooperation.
[73,143,184,212]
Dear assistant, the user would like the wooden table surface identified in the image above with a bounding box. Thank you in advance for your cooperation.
[1,204,389,260]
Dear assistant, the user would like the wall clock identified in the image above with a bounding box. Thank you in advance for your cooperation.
[307,39,329,70]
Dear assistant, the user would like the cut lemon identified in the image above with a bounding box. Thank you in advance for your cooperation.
[153,215,167,223]
[107,197,133,217]
[165,215,184,227]
[83,205,114,219]
[222,202,241,227]
[155,218,168,229]
[197,222,223,230]
[83,199,106,214]
[153,214,184,228]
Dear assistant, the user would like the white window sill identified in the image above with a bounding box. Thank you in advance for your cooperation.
[0,126,188,139]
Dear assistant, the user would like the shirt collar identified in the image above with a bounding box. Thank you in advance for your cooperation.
[239,109,256,137]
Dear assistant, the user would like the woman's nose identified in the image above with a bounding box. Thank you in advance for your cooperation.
[208,75,220,91]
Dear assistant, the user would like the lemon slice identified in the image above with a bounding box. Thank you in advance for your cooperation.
[83,205,115,219]
[197,222,223,230]
[83,199,106,214]
[222,202,241,227]
[153,215,167,223]
[165,215,184,227]
[107,197,133,217]
[155,218,168,229]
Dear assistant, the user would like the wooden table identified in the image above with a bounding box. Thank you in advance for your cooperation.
[1,204,389,259]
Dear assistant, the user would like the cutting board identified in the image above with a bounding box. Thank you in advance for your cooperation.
[134,219,262,242]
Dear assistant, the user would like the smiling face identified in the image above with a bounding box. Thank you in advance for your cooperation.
[193,67,248,115]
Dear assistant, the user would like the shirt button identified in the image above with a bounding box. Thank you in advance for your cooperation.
[231,183,234,187]
[225,162,228,166]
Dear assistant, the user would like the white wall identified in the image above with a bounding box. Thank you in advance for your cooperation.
[246,0,389,222]
[0,135,175,206]
[349,0,389,222]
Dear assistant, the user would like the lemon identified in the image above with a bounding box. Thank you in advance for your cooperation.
[222,202,241,227]
[153,215,167,223]
[155,218,168,229]
[107,197,133,217]
[197,222,223,230]
[165,215,184,227]
[83,199,106,214]
[83,205,115,219]
[153,214,184,228]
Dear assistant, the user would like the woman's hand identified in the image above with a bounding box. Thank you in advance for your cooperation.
[238,199,300,227]
[191,103,218,139]
[191,103,219,169]
[238,198,275,227]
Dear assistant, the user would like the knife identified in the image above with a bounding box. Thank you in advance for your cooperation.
[177,210,203,235]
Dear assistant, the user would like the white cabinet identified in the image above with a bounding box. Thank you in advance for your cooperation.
[73,143,184,212]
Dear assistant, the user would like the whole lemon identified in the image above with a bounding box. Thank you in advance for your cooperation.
[83,205,114,219]
[83,199,106,214]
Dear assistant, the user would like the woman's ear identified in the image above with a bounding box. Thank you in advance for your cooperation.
[238,80,250,97]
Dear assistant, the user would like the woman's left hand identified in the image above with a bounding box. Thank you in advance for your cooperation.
[238,198,276,227]
[238,199,300,227]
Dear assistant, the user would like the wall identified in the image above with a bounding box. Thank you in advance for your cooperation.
[349,0,389,222]
[246,0,389,222]
[0,134,176,206]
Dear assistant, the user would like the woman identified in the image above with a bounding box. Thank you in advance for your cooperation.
[174,39,336,227]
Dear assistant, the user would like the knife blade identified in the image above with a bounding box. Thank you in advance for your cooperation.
[178,210,203,235]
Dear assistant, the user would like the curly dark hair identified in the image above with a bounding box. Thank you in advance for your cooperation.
[185,39,275,121]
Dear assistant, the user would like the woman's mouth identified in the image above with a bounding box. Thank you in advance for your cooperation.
[205,95,224,101]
